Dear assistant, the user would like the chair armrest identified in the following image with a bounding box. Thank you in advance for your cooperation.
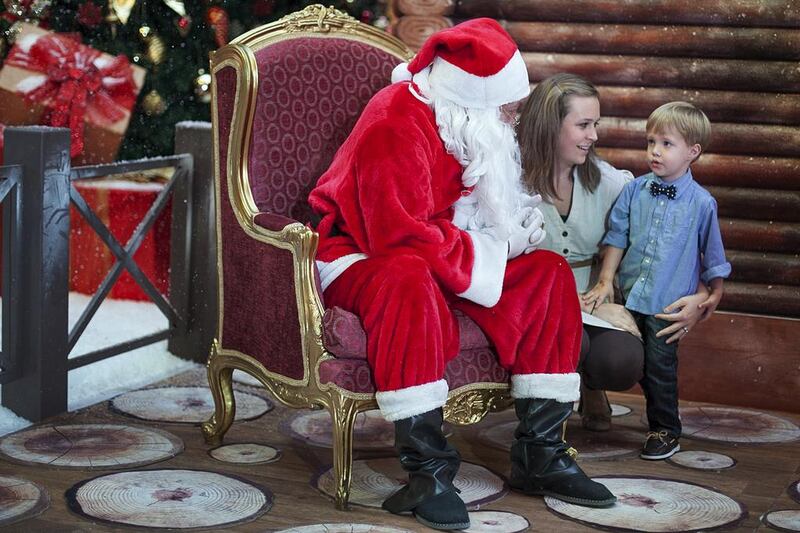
[218,209,326,382]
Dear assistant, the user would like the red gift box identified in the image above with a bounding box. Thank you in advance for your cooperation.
[70,179,171,301]
[0,23,145,165]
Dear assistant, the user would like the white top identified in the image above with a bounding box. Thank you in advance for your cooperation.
[539,160,633,293]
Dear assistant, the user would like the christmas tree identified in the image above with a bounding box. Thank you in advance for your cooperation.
[0,0,388,160]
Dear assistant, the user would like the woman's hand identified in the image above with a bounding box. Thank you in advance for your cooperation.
[582,279,614,309]
[654,290,708,344]
[593,303,642,341]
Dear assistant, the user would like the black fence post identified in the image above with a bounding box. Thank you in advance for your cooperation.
[168,121,217,364]
[2,127,71,421]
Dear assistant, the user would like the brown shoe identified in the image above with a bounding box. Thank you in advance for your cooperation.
[579,384,611,432]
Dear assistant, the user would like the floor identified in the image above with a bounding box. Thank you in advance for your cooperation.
[0,367,798,532]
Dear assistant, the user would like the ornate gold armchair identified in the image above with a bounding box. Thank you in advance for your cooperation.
[202,5,513,510]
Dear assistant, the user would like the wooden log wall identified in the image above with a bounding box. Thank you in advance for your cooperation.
[391,0,800,318]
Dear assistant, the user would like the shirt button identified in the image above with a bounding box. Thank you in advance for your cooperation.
[644,257,650,263]
[660,200,665,206]
[650,239,655,244]
[563,248,569,254]
[654,219,660,225]
[640,277,645,281]
[562,231,568,237]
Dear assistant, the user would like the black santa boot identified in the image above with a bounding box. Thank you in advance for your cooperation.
[509,398,616,507]
[382,408,471,530]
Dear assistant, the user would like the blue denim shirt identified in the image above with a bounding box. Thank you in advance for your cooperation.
[602,169,731,315]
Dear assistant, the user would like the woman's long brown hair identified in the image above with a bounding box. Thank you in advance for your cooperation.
[517,73,601,202]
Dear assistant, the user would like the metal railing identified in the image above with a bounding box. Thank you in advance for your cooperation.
[0,123,216,421]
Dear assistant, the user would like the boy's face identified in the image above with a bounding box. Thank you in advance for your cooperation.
[646,126,701,182]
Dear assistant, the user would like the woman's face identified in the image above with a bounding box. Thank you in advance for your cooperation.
[556,96,601,170]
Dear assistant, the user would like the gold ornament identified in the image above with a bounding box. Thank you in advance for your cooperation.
[145,34,166,64]
[162,0,185,16]
[108,0,136,25]
[138,24,151,39]
[194,70,212,104]
[142,90,166,116]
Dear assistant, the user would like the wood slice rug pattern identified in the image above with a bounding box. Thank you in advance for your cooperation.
[110,386,273,424]
[680,407,800,443]
[0,424,182,469]
[209,443,281,465]
[545,476,746,532]
[66,469,272,529]
[0,475,49,527]
[762,510,800,532]
[274,525,414,533]
[479,420,641,460]
[282,410,395,450]
[315,458,506,509]
[667,450,736,470]
[788,480,800,504]
[463,510,530,532]
[573,403,632,417]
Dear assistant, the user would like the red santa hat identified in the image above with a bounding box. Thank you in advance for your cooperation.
[391,18,530,109]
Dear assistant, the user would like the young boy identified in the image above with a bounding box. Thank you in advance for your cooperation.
[583,101,731,460]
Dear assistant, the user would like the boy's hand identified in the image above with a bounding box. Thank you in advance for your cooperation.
[582,280,614,309]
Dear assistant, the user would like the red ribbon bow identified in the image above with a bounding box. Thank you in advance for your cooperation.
[6,32,137,158]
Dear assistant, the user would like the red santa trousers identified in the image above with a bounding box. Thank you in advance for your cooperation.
[323,249,582,421]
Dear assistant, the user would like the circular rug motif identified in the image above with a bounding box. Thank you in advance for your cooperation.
[66,469,272,529]
[763,510,800,532]
[315,458,506,509]
[464,511,530,532]
[233,370,262,387]
[209,443,281,465]
[788,479,800,504]
[680,407,800,444]
[110,386,273,424]
[479,420,641,460]
[545,476,746,532]
[667,450,736,471]
[0,475,49,527]
[0,424,182,469]
[274,525,414,533]
[574,403,632,417]
[283,410,394,450]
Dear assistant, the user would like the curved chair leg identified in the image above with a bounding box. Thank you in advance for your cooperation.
[330,394,359,510]
[201,351,236,446]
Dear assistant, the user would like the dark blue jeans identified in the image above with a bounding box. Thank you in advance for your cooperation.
[631,312,681,437]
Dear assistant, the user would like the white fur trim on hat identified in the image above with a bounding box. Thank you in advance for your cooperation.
[391,62,412,84]
[510,372,581,402]
[457,230,507,308]
[376,379,449,421]
[429,50,530,109]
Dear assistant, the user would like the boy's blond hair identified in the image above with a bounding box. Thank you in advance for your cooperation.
[646,101,711,156]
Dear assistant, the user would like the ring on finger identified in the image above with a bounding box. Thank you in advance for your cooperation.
[682,326,689,334]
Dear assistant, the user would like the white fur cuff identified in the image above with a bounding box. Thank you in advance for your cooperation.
[376,379,449,421]
[510,373,580,402]
[457,230,507,308]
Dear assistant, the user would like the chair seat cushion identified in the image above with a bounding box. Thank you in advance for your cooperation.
[322,306,490,360]
[318,346,509,393]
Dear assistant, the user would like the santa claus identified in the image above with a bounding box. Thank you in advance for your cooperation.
[309,18,615,530]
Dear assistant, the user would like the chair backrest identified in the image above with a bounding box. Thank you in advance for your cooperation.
[218,6,412,226]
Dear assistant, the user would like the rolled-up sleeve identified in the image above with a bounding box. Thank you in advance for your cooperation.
[602,182,633,249]
[699,197,731,283]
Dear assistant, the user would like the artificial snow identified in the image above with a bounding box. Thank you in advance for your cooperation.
[0,293,200,436]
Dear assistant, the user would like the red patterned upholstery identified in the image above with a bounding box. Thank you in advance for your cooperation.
[248,38,397,224]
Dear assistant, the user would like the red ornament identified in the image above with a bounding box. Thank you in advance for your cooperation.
[360,9,373,23]
[5,33,137,158]
[76,2,103,28]
[205,6,229,47]
[176,15,191,37]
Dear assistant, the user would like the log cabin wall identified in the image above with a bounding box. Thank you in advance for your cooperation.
[390,0,800,413]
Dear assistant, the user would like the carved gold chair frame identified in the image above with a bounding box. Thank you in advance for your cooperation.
[202,4,513,510]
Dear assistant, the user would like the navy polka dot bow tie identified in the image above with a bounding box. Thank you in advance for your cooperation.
[649,181,677,200]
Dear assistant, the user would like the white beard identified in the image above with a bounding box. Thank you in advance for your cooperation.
[432,95,526,240]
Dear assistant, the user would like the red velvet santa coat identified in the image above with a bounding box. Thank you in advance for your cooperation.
[309,82,582,421]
